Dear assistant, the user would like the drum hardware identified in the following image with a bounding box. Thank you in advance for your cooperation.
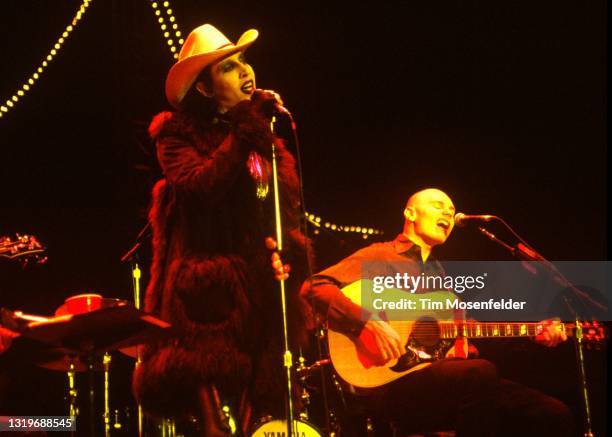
[121,231,147,436]
[34,347,105,372]
[296,357,331,394]
[366,417,374,436]
[297,356,331,421]
[24,301,172,353]
[156,418,177,437]
[330,373,347,411]
[55,297,129,317]
[221,405,238,435]
[103,352,112,436]
[296,358,330,379]
[299,388,311,420]
[3,298,172,436]
[327,409,341,437]
[67,362,79,419]
[296,356,311,419]
[112,409,123,430]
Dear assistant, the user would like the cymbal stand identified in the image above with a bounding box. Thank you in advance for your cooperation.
[121,239,145,436]
[131,261,144,436]
[87,356,96,436]
[103,352,111,437]
[67,362,78,437]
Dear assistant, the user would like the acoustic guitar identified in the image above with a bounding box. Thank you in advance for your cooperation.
[328,280,605,391]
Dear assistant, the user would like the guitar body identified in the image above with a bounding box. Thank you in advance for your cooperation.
[328,280,457,391]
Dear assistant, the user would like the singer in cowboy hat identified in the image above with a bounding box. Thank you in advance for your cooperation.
[132,24,313,436]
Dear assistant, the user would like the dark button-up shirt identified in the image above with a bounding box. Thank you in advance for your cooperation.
[300,234,445,336]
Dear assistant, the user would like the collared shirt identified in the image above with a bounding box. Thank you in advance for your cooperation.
[300,234,445,336]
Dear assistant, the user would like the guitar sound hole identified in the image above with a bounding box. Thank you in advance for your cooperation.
[410,317,441,348]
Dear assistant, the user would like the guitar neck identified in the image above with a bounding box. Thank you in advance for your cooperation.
[438,321,566,339]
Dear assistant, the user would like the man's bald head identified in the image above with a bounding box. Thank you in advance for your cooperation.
[405,188,453,210]
[403,188,456,250]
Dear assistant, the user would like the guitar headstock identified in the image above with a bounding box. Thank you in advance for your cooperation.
[0,234,47,266]
[578,321,607,349]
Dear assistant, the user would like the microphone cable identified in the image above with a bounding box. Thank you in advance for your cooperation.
[283,110,333,434]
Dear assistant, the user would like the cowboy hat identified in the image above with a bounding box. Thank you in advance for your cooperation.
[165,24,258,108]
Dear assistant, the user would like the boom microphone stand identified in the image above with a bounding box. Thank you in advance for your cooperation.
[475,219,605,437]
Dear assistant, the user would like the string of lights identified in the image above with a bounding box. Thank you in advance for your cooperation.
[0,0,92,120]
[305,212,384,239]
[148,0,184,60]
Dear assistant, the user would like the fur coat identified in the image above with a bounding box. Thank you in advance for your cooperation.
[132,101,313,420]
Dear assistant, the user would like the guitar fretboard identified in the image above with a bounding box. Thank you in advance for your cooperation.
[438,321,560,339]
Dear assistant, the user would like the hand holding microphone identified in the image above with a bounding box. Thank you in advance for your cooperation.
[251,88,291,118]
[227,88,292,157]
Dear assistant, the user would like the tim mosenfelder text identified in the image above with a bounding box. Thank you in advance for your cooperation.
[371,297,527,311]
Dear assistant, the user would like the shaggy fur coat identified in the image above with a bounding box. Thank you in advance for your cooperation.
[132,101,313,420]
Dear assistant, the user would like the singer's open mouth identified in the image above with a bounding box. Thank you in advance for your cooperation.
[240,80,254,94]
[437,220,450,230]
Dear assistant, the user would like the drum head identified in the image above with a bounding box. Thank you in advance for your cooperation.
[251,419,322,437]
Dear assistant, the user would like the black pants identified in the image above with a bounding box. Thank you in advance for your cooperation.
[359,359,573,437]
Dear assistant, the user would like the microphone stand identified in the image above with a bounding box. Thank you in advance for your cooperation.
[477,226,606,313]
[269,115,297,437]
[120,223,149,437]
[476,224,603,437]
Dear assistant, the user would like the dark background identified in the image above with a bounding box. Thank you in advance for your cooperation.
[0,0,606,434]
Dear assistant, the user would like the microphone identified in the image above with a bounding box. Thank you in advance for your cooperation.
[454,213,497,227]
[253,89,292,116]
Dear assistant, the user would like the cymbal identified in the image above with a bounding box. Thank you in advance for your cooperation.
[118,345,141,359]
[34,348,105,372]
[55,298,128,316]
[26,304,172,354]
[2,335,102,372]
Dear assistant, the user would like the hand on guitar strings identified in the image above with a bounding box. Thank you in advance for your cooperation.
[534,319,567,347]
[357,319,403,365]
[265,237,291,281]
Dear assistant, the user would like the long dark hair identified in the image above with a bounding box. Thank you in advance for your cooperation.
[179,67,217,121]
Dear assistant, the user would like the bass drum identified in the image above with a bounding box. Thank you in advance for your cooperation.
[251,419,322,437]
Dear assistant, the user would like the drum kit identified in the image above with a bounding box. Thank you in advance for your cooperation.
[3,295,331,437]
[3,295,336,436]
[3,293,174,436]
[1,234,329,436]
